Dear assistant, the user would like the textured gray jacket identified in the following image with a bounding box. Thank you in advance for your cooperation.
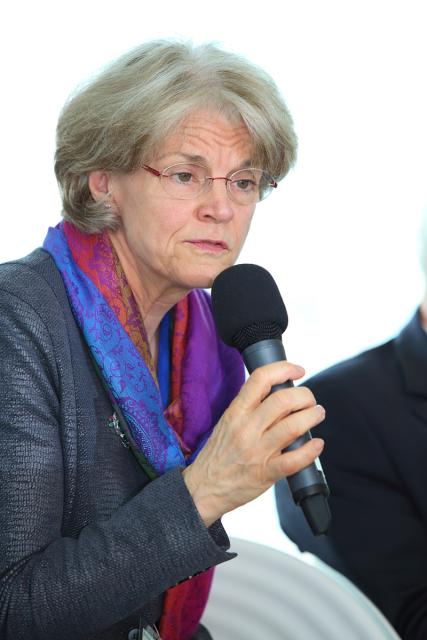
[0,249,233,640]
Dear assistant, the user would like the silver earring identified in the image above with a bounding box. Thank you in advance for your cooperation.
[105,191,112,210]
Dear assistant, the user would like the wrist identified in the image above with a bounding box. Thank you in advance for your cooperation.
[182,466,222,528]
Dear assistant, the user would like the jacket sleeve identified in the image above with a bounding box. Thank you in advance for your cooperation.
[0,287,233,640]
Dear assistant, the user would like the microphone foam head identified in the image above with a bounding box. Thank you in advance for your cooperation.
[211,264,288,352]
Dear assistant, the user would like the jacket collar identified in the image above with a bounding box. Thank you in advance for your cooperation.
[395,309,427,399]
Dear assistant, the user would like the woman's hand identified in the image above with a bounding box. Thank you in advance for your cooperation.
[183,361,325,527]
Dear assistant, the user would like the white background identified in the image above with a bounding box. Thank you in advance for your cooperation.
[1,0,426,554]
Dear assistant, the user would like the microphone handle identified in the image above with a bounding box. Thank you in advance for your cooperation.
[242,339,331,535]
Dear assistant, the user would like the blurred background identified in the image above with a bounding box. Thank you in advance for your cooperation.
[1,0,426,553]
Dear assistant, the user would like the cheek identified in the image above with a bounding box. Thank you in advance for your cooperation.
[155,204,193,241]
[139,211,187,259]
[236,211,255,243]
[125,200,173,241]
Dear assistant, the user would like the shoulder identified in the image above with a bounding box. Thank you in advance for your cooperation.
[305,339,396,398]
[303,339,403,443]
[0,248,62,292]
[0,249,77,376]
[0,249,69,323]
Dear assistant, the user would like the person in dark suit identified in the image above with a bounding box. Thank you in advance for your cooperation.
[276,219,427,640]
[0,40,326,640]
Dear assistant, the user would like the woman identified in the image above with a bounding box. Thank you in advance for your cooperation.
[0,40,325,640]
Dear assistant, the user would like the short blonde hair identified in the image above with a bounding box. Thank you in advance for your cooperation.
[55,40,298,233]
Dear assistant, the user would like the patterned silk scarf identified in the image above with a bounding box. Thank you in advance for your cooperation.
[43,221,244,640]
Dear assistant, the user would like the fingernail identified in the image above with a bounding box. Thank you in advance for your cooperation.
[313,438,324,454]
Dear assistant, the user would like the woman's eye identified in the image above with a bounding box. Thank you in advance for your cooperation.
[235,179,255,191]
[174,172,193,183]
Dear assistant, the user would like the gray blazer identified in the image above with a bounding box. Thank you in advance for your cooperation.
[0,249,233,640]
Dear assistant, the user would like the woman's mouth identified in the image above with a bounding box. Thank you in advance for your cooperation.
[185,240,229,253]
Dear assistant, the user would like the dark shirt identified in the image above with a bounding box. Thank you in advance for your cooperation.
[276,311,427,640]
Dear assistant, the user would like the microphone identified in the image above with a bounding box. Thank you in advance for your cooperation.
[211,263,331,536]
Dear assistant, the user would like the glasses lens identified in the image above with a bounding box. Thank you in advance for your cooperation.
[160,163,207,199]
[229,169,274,204]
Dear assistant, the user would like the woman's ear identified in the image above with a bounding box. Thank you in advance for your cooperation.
[88,171,111,202]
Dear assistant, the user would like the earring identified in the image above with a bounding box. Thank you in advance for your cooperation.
[105,191,112,210]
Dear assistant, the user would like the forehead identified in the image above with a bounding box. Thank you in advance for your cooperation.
[155,109,254,162]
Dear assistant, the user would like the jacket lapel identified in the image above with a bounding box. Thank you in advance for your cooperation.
[395,310,427,423]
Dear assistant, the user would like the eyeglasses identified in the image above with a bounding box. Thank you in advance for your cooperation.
[142,163,278,205]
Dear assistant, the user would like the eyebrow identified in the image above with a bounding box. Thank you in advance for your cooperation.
[156,151,254,170]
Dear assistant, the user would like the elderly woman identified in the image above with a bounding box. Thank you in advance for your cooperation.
[0,40,325,640]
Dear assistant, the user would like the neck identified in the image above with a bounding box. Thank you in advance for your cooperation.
[108,230,188,364]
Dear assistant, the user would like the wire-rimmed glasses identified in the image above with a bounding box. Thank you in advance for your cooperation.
[142,163,277,205]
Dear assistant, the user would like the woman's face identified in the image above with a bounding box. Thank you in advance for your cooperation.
[108,110,256,297]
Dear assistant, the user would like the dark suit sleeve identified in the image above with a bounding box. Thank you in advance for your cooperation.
[307,373,427,640]
[0,288,233,640]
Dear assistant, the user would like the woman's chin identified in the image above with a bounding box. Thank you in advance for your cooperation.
[180,264,232,290]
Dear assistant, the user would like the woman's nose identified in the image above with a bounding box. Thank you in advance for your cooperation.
[196,178,235,222]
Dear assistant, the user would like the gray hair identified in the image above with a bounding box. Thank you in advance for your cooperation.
[55,39,298,233]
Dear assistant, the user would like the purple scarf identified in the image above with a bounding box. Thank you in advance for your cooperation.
[43,221,244,640]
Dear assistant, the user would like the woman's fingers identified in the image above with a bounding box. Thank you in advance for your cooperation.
[268,437,325,482]
[254,385,317,433]
[265,402,325,452]
[233,361,306,413]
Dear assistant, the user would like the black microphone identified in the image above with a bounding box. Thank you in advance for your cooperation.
[211,263,331,535]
